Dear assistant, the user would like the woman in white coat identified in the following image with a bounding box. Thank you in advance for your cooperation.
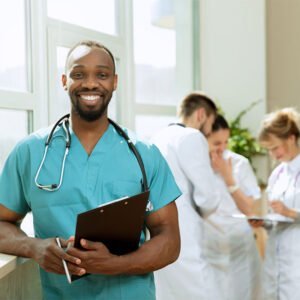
[257,108,300,300]
[204,114,262,300]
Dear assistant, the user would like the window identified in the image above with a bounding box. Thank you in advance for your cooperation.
[132,0,193,139]
[47,0,117,35]
[0,0,28,92]
[0,0,194,142]
[133,0,176,105]
[0,109,29,168]
[56,47,70,117]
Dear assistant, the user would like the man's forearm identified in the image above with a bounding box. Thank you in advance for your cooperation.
[69,202,181,276]
[114,230,180,275]
[0,221,36,258]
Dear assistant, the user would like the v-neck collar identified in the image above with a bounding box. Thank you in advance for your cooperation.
[69,124,116,158]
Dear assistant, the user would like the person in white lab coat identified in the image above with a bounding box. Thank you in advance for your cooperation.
[151,91,221,300]
[204,114,262,300]
[257,107,300,300]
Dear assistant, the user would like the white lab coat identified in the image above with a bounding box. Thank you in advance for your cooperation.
[151,124,221,300]
[263,153,300,300]
[203,150,262,300]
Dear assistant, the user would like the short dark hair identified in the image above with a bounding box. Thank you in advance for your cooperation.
[65,40,116,73]
[212,114,230,132]
[178,91,217,119]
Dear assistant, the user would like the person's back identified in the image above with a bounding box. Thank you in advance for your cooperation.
[152,124,217,217]
[152,92,222,300]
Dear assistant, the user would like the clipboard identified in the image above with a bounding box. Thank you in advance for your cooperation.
[231,213,294,223]
[71,190,150,282]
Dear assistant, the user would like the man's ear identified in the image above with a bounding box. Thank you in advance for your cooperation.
[62,74,67,90]
[113,74,118,91]
[197,107,206,122]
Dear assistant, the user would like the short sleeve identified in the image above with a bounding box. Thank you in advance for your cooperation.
[0,144,31,214]
[144,145,181,214]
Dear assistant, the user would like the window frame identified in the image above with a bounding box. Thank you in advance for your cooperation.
[0,0,196,136]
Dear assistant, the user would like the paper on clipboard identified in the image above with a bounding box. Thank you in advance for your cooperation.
[231,213,294,223]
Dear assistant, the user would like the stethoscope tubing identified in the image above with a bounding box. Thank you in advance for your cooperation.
[35,114,149,193]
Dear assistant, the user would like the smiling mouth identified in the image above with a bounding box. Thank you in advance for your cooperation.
[79,94,102,101]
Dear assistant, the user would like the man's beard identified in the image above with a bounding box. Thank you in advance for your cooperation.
[70,92,111,122]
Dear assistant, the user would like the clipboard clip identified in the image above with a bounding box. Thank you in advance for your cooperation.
[146,200,153,212]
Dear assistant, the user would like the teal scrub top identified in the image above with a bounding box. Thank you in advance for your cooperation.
[0,123,181,300]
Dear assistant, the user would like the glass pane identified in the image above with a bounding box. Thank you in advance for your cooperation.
[0,0,28,91]
[135,115,177,141]
[55,47,117,120]
[133,0,176,105]
[47,0,117,35]
[56,47,71,117]
[0,109,28,169]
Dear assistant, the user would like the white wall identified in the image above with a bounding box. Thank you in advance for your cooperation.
[198,0,268,182]
[199,0,266,131]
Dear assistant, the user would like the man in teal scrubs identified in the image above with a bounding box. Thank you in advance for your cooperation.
[0,40,181,300]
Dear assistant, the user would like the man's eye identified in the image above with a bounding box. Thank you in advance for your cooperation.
[98,73,108,79]
[72,73,83,79]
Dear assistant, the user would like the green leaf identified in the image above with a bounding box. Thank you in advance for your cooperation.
[221,99,266,169]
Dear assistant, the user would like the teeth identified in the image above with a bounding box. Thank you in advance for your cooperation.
[80,95,101,101]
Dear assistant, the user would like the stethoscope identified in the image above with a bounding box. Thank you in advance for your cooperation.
[35,114,149,193]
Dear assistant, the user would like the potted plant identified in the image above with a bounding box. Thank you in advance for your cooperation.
[227,99,266,165]
[218,99,266,170]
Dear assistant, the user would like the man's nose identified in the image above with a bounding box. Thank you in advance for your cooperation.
[82,76,99,89]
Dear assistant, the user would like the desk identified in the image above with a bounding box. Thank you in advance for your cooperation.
[0,213,42,300]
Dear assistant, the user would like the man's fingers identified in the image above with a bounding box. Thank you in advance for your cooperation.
[58,247,81,265]
[80,239,99,250]
[55,240,81,265]
[58,237,69,248]
[51,256,85,276]
[65,262,86,276]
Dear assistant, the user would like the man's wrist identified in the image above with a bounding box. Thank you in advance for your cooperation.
[25,237,41,259]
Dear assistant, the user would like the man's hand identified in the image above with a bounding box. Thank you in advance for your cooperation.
[66,239,120,275]
[31,237,85,276]
[65,202,180,276]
